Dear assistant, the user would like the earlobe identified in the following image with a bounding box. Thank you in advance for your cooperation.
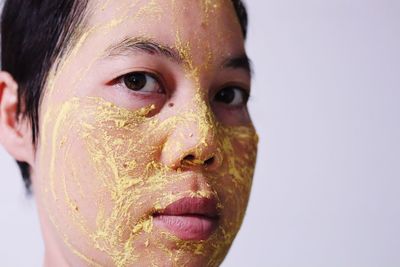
[0,71,34,166]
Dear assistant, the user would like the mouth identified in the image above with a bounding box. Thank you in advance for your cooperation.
[152,197,220,241]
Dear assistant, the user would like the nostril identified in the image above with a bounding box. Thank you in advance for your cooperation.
[181,154,215,167]
[204,157,215,166]
[183,155,195,161]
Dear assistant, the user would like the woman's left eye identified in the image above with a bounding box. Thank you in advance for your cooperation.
[120,72,164,93]
[214,87,249,107]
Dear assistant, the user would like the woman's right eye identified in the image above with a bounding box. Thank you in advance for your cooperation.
[121,72,164,94]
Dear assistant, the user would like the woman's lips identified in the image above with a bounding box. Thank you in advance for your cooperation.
[153,197,219,241]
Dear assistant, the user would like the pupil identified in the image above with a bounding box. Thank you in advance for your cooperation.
[124,73,147,91]
[216,88,235,103]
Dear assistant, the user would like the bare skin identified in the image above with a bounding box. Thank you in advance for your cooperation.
[0,0,258,266]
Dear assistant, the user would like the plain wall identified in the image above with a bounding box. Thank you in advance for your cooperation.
[1,1,399,266]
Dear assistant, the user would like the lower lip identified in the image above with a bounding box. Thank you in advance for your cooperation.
[153,214,218,241]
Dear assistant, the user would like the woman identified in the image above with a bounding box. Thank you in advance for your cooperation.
[0,0,258,266]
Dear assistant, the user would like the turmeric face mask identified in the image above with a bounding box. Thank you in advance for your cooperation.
[34,0,258,266]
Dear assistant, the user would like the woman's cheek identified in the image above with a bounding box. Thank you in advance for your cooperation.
[207,124,258,243]
[38,96,163,264]
[36,97,108,264]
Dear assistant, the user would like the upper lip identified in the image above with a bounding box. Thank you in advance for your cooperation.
[153,197,220,219]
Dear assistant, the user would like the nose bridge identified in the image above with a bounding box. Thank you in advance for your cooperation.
[160,94,222,170]
[192,93,216,149]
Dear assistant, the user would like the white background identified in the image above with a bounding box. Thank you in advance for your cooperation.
[1,0,400,266]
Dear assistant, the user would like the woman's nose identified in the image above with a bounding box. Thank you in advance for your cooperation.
[178,144,223,170]
[159,110,223,172]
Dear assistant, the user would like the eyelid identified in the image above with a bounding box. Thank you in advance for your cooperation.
[216,83,251,100]
[219,80,251,93]
[113,70,167,94]
[107,67,164,85]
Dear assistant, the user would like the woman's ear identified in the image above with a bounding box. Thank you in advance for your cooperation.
[0,71,34,166]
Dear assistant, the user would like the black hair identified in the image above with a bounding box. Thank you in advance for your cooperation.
[232,0,248,38]
[0,0,248,190]
[1,0,89,190]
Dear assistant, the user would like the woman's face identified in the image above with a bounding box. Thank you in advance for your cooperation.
[33,0,258,266]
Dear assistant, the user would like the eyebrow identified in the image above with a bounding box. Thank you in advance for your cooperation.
[104,37,181,62]
[222,54,253,76]
[104,37,252,76]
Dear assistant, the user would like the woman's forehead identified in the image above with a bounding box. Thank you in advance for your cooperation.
[83,0,243,50]
[86,0,236,23]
